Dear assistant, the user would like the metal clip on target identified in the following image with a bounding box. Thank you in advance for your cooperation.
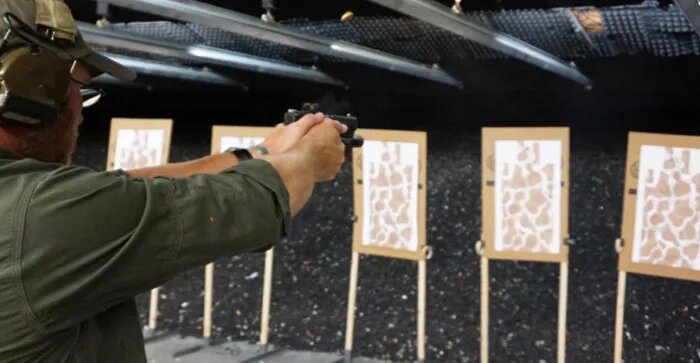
[614,238,624,254]
[475,240,484,256]
[422,245,433,260]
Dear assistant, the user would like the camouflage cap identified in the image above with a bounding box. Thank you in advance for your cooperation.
[0,0,136,81]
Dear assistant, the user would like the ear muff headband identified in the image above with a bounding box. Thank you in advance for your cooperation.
[0,45,72,125]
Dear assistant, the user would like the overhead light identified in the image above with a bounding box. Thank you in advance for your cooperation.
[341,11,354,21]
[92,74,143,86]
[366,0,593,88]
[78,22,346,87]
[95,0,463,88]
[675,0,700,35]
[100,52,247,88]
[185,45,344,86]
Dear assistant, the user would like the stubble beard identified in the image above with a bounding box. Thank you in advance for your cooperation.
[6,107,79,164]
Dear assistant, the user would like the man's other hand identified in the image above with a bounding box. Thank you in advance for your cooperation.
[297,119,346,182]
[257,112,343,155]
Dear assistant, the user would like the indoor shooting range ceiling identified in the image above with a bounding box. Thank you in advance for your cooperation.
[68,0,700,91]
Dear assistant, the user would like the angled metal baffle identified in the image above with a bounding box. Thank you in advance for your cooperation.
[98,53,247,88]
[95,0,463,88]
[367,0,592,88]
[675,0,700,35]
[78,22,346,87]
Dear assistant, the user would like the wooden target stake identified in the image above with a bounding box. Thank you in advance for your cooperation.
[417,257,428,362]
[613,270,627,363]
[203,263,214,338]
[148,288,159,330]
[343,252,360,362]
[259,247,275,349]
[613,238,626,363]
[557,261,569,363]
[477,241,489,363]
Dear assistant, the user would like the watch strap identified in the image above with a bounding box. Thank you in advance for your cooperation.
[225,147,252,162]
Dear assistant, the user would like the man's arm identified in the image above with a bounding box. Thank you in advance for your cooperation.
[125,152,248,179]
[124,114,345,215]
[19,119,345,333]
[125,112,343,180]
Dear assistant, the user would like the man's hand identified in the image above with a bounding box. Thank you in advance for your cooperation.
[295,119,346,181]
[258,117,347,214]
[260,113,323,154]
[252,113,348,158]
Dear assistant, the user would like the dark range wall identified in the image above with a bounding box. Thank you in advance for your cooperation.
[74,57,700,362]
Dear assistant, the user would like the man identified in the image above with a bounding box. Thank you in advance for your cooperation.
[0,0,346,361]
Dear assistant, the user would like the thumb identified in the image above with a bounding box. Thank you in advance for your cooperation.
[330,119,348,134]
[294,112,325,134]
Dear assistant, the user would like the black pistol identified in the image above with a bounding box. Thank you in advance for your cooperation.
[283,103,364,147]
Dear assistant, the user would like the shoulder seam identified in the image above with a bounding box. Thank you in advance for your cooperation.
[160,181,184,275]
[11,171,52,336]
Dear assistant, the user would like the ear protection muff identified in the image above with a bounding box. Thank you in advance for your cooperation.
[0,45,73,125]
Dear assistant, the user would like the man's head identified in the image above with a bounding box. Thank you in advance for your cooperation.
[0,0,135,163]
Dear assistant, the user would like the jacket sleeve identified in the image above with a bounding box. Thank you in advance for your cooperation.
[19,159,290,333]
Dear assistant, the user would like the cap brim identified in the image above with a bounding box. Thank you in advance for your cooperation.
[79,48,137,82]
[70,34,137,82]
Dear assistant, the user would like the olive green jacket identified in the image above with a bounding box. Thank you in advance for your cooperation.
[0,147,290,362]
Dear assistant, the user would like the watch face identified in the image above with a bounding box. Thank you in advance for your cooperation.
[232,148,253,161]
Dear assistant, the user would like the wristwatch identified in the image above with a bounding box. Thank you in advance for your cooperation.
[225,147,252,162]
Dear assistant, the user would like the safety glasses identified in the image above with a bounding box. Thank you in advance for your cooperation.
[72,72,103,108]
[80,88,104,108]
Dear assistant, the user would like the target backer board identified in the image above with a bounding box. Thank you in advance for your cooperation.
[211,126,273,154]
[107,118,173,171]
[481,127,570,263]
[619,132,700,282]
[352,129,427,261]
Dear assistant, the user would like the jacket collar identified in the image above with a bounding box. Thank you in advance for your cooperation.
[0,146,23,160]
